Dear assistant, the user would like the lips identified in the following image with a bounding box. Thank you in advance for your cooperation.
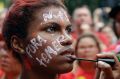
[59,46,75,56]
[58,47,76,63]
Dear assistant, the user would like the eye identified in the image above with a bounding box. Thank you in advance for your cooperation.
[66,25,72,34]
[45,23,60,33]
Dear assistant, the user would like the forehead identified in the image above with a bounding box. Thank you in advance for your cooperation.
[78,37,96,45]
[74,8,90,15]
[33,7,70,23]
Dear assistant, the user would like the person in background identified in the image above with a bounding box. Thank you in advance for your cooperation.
[0,44,22,79]
[72,5,109,49]
[99,25,117,46]
[2,0,75,79]
[72,5,93,36]
[0,9,22,79]
[93,7,111,31]
[59,33,102,79]
[109,4,120,40]
[96,53,120,79]
[105,4,120,52]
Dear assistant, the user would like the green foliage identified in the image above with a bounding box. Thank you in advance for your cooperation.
[64,0,100,15]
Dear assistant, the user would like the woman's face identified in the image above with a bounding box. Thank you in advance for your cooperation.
[23,7,74,73]
[115,22,120,38]
[101,26,115,43]
[76,37,99,60]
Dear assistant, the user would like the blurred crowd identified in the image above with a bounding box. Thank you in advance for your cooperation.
[59,4,120,79]
[0,0,120,79]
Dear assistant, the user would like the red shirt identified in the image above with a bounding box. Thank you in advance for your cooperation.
[59,67,95,79]
[0,69,4,78]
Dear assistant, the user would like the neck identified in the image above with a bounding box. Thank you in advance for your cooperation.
[5,65,22,79]
[29,71,57,79]
[21,67,57,79]
[5,72,21,79]
[79,61,95,72]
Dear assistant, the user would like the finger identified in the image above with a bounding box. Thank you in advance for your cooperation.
[97,53,115,58]
[97,61,114,79]
[94,68,101,79]
[97,53,120,65]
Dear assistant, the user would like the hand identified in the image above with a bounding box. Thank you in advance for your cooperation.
[95,53,120,79]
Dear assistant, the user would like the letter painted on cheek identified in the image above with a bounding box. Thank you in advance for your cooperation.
[29,44,36,54]
[45,50,52,59]
[52,41,61,52]
[37,34,47,45]
[30,38,40,50]
[36,57,47,67]
[45,46,57,56]
[26,34,47,58]
[57,35,66,43]
[41,53,50,64]
[26,34,68,67]
[26,46,33,58]
[30,35,46,50]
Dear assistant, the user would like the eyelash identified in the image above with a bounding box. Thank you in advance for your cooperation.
[44,23,72,34]
[45,24,59,33]
[66,26,72,34]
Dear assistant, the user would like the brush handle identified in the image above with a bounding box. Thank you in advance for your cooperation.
[98,58,115,66]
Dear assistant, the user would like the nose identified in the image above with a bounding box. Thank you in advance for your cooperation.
[60,33,73,46]
[84,47,91,53]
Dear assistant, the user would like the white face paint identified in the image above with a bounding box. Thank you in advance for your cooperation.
[26,33,47,58]
[25,34,67,67]
[43,11,53,22]
[43,11,69,22]
[52,35,67,52]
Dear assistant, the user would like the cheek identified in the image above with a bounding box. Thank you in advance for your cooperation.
[25,34,66,67]
[88,48,99,58]
[89,47,98,53]
[76,49,85,57]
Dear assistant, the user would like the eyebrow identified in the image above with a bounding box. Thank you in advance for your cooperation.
[66,24,72,27]
[41,21,72,28]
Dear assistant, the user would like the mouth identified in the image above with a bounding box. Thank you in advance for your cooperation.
[58,46,76,62]
[59,46,75,55]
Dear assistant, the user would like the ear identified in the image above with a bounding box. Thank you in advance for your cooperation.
[11,36,25,54]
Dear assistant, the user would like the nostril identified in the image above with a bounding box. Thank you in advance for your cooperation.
[60,40,73,46]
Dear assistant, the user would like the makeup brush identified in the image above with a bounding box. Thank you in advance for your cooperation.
[70,56,115,66]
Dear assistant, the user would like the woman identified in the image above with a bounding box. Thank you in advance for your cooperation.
[0,49,22,79]
[2,0,75,79]
[96,53,120,79]
[0,9,22,79]
[99,25,117,45]
[59,33,101,79]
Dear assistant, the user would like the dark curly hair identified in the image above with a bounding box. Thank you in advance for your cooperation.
[75,33,101,55]
[2,0,66,63]
[2,0,66,49]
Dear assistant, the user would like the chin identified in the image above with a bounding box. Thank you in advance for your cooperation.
[56,63,73,74]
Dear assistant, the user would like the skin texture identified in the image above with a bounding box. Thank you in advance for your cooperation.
[0,40,22,79]
[76,37,99,60]
[73,7,92,27]
[115,23,120,38]
[0,50,22,79]
[101,26,116,44]
[95,53,120,79]
[74,36,99,76]
[72,7,93,34]
[11,7,74,79]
